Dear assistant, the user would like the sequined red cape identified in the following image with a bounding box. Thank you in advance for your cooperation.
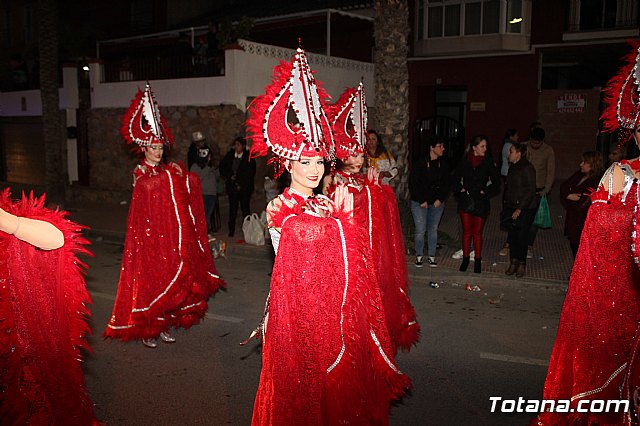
[105,162,225,341]
[0,189,99,425]
[535,160,640,425]
[252,188,410,426]
[329,172,419,353]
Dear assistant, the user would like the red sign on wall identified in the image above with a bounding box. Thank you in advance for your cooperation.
[557,94,586,113]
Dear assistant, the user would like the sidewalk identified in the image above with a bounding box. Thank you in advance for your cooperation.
[65,186,574,286]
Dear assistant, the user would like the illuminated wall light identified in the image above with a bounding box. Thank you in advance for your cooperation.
[509,17,523,24]
[82,65,90,71]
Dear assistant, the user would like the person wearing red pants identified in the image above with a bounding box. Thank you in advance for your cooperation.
[451,135,501,273]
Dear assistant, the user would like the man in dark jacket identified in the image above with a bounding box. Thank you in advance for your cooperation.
[220,137,256,237]
[409,139,451,267]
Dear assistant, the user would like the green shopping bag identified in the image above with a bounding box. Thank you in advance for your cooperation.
[533,195,552,229]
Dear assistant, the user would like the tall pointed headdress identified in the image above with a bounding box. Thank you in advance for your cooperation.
[247,44,334,177]
[329,80,367,161]
[121,82,175,151]
[601,40,640,142]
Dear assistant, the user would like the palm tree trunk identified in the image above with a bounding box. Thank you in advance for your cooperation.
[38,0,65,202]
[373,0,410,201]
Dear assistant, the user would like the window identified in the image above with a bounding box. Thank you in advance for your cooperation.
[507,0,523,33]
[579,0,617,30]
[424,0,505,38]
[23,5,33,43]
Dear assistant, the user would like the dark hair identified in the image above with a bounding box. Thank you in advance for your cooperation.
[531,127,545,142]
[529,121,542,131]
[429,137,445,148]
[510,142,527,156]
[504,128,518,139]
[234,137,247,147]
[367,129,387,156]
[582,151,604,178]
[465,134,488,154]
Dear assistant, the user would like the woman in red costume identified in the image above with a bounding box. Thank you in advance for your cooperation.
[322,82,419,354]
[105,84,225,348]
[247,46,410,425]
[0,190,99,425]
[534,40,640,425]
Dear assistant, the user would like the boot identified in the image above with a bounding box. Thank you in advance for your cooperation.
[505,259,518,276]
[474,258,482,273]
[516,262,526,278]
[459,257,470,272]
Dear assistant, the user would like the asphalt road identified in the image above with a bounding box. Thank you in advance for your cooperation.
[83,240,566,426]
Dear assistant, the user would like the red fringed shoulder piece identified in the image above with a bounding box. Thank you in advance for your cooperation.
[0,189,100,425]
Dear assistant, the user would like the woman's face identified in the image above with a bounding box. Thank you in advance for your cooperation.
[579,159,592,174]
[288,155,325,194]
[234,140,244,154]
[634,126,640,149]
[508,145,521,164]
[472,140,487,157]
[511,133,520,142]
[144,143,164,165]
[367,133,379,152]
[343,153,364,173]
[609,149,623,163]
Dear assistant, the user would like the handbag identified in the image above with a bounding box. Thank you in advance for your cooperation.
[459,191,476,214]
[242,213,266,246]
[533,195,552,229]
[500,209,522,231]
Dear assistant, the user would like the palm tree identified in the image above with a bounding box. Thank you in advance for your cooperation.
[373,0,409,201]
[38,0,65,202]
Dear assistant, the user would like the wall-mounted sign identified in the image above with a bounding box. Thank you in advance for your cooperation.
[557,94,586,113]
[470,102,486,112]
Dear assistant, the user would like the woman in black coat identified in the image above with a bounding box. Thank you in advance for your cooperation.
[559,151,604,256]
[503,142,537,277]
[451,135,501,273]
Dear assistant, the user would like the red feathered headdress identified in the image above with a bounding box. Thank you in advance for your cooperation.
[601,40,640,142]
[328,81,368,161]
[247,45,335,177]
[121,82,175,151]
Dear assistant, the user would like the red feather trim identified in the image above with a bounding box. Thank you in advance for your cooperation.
[0,188,99,425]
[600,40,640,136]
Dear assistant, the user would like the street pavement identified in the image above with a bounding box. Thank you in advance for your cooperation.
[3,183,575,424]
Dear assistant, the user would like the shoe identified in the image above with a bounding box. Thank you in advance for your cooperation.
[452,249,464,259]
[459,257,470,272]
[516,262,526,278]
[142,338,157,348]
[505,259,519,276]
[474,258,482,273]
[499,243,509,257]
[427,257,438,268]
[159,331,176,343]
[527,246,533,259]
[415,256,424,267]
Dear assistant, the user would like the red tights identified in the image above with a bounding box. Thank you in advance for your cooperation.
[459,212,485,259]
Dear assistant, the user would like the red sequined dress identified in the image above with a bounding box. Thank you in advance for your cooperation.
[535,159,640,425]
[251,187,410,426]
[105,161,225,341]
[328,171,420,353]
[0,189,99,425]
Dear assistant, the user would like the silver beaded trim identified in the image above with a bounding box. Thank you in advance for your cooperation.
[370,329,402,375]
[327,218,349,373]
[570,362,627,402]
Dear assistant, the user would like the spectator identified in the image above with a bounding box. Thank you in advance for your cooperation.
[187,131,209,170]
[503,142,537,277]
[559,151,604,256]
[525,127,555,259]
[206,20,224,75]
[608,143,626,166]
[220,137,256,237]
[451,135,501,273]
[498,128,520,257]
[190,146,219,233]
[366,130,398,185]
[409,138,451,268]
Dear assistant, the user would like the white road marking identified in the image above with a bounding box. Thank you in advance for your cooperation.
[480,352,549,367]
